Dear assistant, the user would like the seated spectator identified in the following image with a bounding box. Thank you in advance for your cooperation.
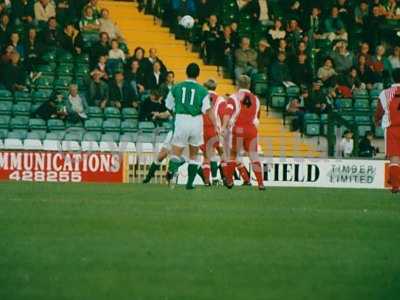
[88,69,109,108]
[354,1,369,30]
[159,71,175,98]
[24,28,43,73]
[124,59,144,97]
[357,42,372,65]
[13,0,35,26]
[108,38,125,61]
[0,45,13,65]
[56,0,72,26]
[40,17,61,49]
[257,0,271,26]
[370,45,392,89]
[143,61,165,91]
[142,48,167,75]
[286,19,303,52]
[359,131,378,158]
[79,6,100,34]
[307,80,330,114]
[8,32,24,57]
[364,5,385,49]
[339,67,363,95]
[384,0,400,20]
[389,46,400,70]
[109,71,138,109]
[94,55,109,80]
[304,7,322,37]
[234,37,258,81]
[59,23,83,55]
[131,46,147,70]
[317,58,337,87]
[323,6,348,41]
[66,83,88,123]
[268,19,286,47]
[35,92,66,121]
[286,87,308,132]
[339,130,354,158]
[220,25,235,74]
[90,32,110,66]
[356,55,375,90]
[269,52,291,87]
[1,51,27,92]
[139,89,166,124]
[0,13,11,46]
[99,8,123,41]
[276,38,288,56]
[201,14,222,65]
[256,39,273,75]
[291,53,312,87]
[85,0,101,19]
[330,40,354,74]
[34,0,56,25]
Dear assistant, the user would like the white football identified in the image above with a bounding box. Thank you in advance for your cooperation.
[179,15,195,29]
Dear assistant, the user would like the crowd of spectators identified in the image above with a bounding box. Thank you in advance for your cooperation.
[0,0,174,125]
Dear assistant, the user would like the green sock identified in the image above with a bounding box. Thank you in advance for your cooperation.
[145,162,160,181]
[168,156,184,176]
[197,166,206,184]
[187,164,199,189]
[211,161,218,178]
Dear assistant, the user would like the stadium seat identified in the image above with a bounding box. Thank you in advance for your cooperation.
[35,77,53,90]
[24,138,43,150]
[33,90,52,103]
[14,91,32,103]
[82,132,101,151]
[10,116,29,130]
[27,130,47,140]
[104,107,121,119]
[57,51,73,63]
[0,115,10,129]
[355,116,372,136]
[61,140,81,151]
[119,132,137,152]
[353,99,370,112]
[99,133,119,152]
[286,85,300,99]
[42,50,56,63]
[374,126,384,138]
[85,118,103,131]
[0,89,13,102]
[37,64,56,75]
[122,108,139,120]
[75,53,90,64]
[103,119,121,132]
[120,132,138,143]
[303,114,321,136]
[7,130,28,140]
[0,128,8,139]
[253,73,268,96]
[29,118,47,130]
[12,102,32,116]
[336,98,353,111]
[64,130,84,142]
[138,121,155,133]
[46,131,65,141]
[4,138,24,149]
[43,139,61,151]
[0,101,13,115]
[47,119,65,131]
[87,106,103,118]
[83,131,102,142]
[353,89,369,100]
[53,78,72,90]
[121,120,138,133]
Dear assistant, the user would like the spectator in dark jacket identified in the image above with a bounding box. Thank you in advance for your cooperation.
[139,89,166,123]
[88,69,109,108]
[109,71,138,109]
[269,52,291,86]
[256,39,273,75]
[1,51,27,92]
[291,53,312,87]
[143,61,166,91]
[358,131,378,158]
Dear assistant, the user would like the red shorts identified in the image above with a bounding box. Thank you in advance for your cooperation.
[200,127,219,153]
[386,126,400,157]
[231,125,258,153]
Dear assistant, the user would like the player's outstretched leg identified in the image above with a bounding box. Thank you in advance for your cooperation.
[143,162,161,184]
[186,161,200,190]
[167,155,185,188]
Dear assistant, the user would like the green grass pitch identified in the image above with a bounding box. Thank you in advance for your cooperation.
[1,182,400,300]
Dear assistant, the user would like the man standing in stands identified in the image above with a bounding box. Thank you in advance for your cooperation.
[375,68,400,193]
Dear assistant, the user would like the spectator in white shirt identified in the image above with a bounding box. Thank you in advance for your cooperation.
[340,130,354,158]
[108,39,125,61]
[34,0,56,23]
[99,8,124,41]
[268,19,286,42]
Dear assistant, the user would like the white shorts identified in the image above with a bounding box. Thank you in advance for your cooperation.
[161,131,173,151]
[172,114,204,147]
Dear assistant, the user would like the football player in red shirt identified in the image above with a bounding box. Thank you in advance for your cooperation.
[375,68,400,193]
[221,75,265,190]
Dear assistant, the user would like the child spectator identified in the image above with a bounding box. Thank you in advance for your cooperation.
[340,130,354,158]
[359,131,378,158]
[108,39,125,61]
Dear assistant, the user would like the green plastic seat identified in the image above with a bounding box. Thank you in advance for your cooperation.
[33,90,52,103]
[304,113,321,136]
[0,101,13,115]
[75,53,90,64]
[37,64,55,75]
[12,102,32,116]
[0,115,10,129]
[121,119,138,133]
[354,99,370,111]
[7,130,28,140]
[83,131,102,142]
[57,51,73,63]
[87,106,103,118]
[286,86,300,99]
[122,108,139,120]
[35,77,53,90]
[0,128,8,139]
[101,132,120,142]
[336,98,353,111]
[0,89,13,101]
[27,130,47,140]
[14,91,32,103]
[103,119,121,132]
[137,132,155,143]
[46,131,65,140]
[53,78,72,90]
[120,132,138,143]
[64,131,84,141]
[85,118,103,131]
[353,89,369,100]
[10,116,30,130]
[47,119,65,131]
[42,51,56,63]
[270,95,286,109]
[104,107,121,119]
[374,126,384,138]
[29,118,47,130]
[138,121,155,132]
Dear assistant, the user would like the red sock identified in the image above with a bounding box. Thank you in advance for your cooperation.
[220,160,227,179]
[202,163,211,184]
[389,164,400,191]
[223,161,237,186]
[237,163,250,183]
[251,161,264,188]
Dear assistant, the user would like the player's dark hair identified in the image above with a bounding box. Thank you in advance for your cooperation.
[393,68,400,83]
[186,63,200,79]
[204,79,217,91]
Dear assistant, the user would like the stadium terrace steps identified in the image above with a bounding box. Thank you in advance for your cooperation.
[101,1,322,157]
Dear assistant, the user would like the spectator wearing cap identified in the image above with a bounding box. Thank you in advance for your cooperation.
[256,39,273,75]
[88,69,109,108]
[66,83,89,123]
[234,37,258,82]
